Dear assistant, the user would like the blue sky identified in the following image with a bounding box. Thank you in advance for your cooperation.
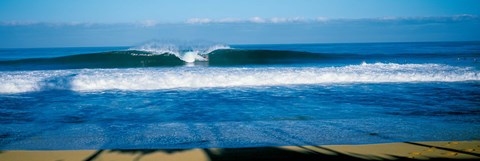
[0,0,479,48]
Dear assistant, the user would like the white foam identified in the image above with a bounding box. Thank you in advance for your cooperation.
[129,41,230,62]
[0,63,478,93]
[0,70,75,93]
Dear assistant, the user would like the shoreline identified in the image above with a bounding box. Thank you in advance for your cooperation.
[1,141,479,161]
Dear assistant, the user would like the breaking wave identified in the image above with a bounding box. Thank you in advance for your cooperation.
[128,40,230,63]
[0,63,478,94]
[0,49,333,70]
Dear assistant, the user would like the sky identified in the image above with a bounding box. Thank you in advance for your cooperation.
[0,0,479,48]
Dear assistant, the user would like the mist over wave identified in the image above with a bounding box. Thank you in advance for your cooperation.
[128,40,230,62]
[1,63,478,94]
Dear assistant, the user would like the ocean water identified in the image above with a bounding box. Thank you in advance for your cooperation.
[0,41,479,150]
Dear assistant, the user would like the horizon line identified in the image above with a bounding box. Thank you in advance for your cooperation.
[1,40,479,50]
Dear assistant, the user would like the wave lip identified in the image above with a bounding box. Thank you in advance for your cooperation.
[0,63,478,94]
[129,40,230,63]
[0,49,332,71]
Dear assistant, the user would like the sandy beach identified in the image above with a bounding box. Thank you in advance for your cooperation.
[1,141,479,161]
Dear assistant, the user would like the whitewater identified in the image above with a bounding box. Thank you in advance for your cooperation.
[128,40,230,63]
[1,41,479,150]
[0,63,479,94]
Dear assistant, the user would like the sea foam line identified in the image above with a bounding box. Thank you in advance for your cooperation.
[0,63,479,94]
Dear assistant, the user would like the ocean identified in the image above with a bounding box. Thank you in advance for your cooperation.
[0,41,479,150]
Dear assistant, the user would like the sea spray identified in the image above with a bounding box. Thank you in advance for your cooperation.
[1,63,478,93]
[128,40,230,62]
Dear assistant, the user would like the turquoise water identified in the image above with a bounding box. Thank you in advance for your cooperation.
[0,42,479,150]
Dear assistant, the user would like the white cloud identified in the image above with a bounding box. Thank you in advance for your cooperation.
[249,17,266,23]
[370,14,480,23]
[218,18,244,23]
[183,15,480,24]
[0,21,99,27]
[139,20,158,27]
[186,18,213,24]
[315,17,329,22]
[1,15,477,27]
[451,14,478,20]
[185,16,309,24]
[0,21,39,26]
[270,17,306,23]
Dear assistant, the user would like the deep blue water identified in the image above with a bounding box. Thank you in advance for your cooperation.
[0,42,479,150]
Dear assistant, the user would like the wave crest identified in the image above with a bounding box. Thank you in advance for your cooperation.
[128,40,230,63]
[0,49,329,70]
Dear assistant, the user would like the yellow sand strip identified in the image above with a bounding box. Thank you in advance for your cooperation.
[0,141,478,161]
